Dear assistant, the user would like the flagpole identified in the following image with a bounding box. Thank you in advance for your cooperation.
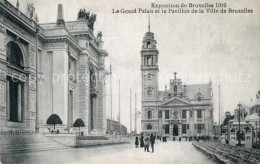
[130,88,132,134]
[135,92,137,134]
[119,80,121,134]
[110,65,112,134]
[218,85,221,139]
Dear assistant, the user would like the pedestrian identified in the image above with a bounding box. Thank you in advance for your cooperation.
[147,134,151,152]
[150,134,155,153]
[173,136,175,141]
[179,137,181,142]
[140,134,144,148]
[159,136,161,142]
[135,136,139,148]
[143,134,150,152]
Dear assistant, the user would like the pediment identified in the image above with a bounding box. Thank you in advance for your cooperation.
[162,97,190,106]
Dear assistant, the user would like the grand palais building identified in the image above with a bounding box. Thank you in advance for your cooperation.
[0,1,108,135]
[140,26,214,138]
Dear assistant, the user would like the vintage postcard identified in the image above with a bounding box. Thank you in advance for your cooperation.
[0,0,259,163]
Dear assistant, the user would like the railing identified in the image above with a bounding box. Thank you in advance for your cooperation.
[1,0,36,28]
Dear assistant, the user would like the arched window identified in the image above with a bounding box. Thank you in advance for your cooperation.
[147,41,151,48]
[147,124,152,130]
[6,41,25,122]
[89,66,96,88]
[174,85,177,92]
[6,41,23,68]
[148,110,152,119]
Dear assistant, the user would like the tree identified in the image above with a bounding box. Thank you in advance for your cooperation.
[221,115,234,127]
[46,114,62,130]
[73,118,85,135]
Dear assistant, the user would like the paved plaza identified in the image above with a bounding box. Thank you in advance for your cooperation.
[0,141,216,164]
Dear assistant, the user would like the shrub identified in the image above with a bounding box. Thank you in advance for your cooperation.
[46,114,62,130]
[73,118,85,134]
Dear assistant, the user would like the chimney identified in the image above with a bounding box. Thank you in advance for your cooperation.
[57,4,65,26]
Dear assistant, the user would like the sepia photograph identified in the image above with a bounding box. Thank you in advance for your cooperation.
[0,0,259,163]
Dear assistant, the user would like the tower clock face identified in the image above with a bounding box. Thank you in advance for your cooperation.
[147,90,152,95]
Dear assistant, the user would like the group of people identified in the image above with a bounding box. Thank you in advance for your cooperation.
[135,133,155,153]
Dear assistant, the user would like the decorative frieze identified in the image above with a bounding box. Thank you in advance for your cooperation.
[30,91,35,112]
[7,67,27,82]
[0,25,5,53]
[29,45,36,68]
[2,17,36,43]
[0,81,6,107]
[0,71,6,81]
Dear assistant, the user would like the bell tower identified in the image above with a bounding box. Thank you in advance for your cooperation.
[141,18,159,134]
[141,19,159,101]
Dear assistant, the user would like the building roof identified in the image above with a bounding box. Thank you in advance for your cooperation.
[245,113,260,121]
[157,91,165,100]
[157,83,212,104]
[185,84,211,100]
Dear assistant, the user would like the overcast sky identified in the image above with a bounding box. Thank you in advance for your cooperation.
[9,0,260,132]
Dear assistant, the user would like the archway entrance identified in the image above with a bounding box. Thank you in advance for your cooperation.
[6,41,25,122]
[173,124,178,136]
[89,66,97,131]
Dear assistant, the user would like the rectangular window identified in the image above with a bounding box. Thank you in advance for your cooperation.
[182,110,186,119]
[197,124,204,133]
[165,110,169,119]
[158,111,162,118]
[182,124,187,134]
[197,110,202,118]
[187,124,189,130]
[165,124,169,134]
[148,111,152,119]
[197,124,201,133]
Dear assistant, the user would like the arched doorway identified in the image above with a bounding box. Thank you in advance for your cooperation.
[89,66,97,131]
[173,124,178,136]
[6,41,25,122]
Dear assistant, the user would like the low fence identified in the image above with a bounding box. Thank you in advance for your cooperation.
[106,119,127,134]
[192,141,260,164]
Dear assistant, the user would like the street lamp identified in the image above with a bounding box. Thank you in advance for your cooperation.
[237,103,242,146]
[256,122,258,146]
[258,110,260,145]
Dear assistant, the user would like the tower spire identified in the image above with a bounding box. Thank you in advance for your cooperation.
[174,72,177,80]
[148,15,150,32]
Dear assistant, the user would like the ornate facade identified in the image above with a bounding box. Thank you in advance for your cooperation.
[0,1,108,135]
[140,27,214,138]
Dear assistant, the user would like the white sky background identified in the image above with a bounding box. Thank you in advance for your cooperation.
[9,0,260,132]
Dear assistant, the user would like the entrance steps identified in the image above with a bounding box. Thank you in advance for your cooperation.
[0,134,68,155]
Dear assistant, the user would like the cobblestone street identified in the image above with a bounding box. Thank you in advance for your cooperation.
[1,141,216,164]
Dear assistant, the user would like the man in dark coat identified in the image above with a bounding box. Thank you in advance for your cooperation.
[140,134,144,148]
[135,136,139,148]
[150,134,155,153]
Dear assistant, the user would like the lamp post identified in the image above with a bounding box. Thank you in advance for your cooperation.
[258,110,260,145]
[35,14,40,133]
[256,122,258,146]
[237,103,242,146]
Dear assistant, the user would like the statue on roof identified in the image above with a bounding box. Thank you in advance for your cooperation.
[16,0,19,9]
[77,9,96,32]
[27,3,35,19]
[88,14,96,32]
[97,31,102,40]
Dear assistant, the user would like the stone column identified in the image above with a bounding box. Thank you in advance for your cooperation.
[17,83,21,122]
[178,124,181,137]
[162,110,165,124]
[78,51,89,134]
[170,124,173,137]
[96,68,106,134]
[6,81,9,120]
